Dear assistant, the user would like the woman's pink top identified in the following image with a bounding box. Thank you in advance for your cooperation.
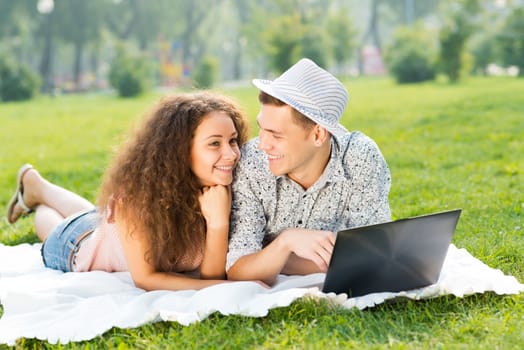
[73,215,128,272]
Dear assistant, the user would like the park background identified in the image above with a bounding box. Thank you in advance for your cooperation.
[1,0,524,96]
[0,0,523,348]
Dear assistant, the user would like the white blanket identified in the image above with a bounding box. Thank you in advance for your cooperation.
[0,243,522,345]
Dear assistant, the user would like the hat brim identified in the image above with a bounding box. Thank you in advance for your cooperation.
[252,79,348,138]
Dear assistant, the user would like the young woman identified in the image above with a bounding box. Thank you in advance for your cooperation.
[5,92,248,291]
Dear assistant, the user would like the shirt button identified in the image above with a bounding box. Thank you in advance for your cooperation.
[297,220,303,225]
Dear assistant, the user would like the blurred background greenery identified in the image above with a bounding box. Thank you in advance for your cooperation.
[0,0,523,100]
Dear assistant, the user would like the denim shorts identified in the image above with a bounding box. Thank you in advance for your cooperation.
[41,209,101,272]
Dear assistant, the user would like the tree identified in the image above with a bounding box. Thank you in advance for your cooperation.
[438,0,480,82]
[54,0,104,91]
[327,6,358,74]
[0,54,41,101]
[231,0,258,80]
[264,14,303,73]
[385,0,441,25]
[261,0,337,74]
[300,28,328,68]
[358,0,382,74]
[36,1,57,94]
[108,45,153,97]
[385,24,437,83]
[470,34,498,75]
[104,0,172,51]
[177,0,224,70]
[192,55,218,88]
[0,0,54,93]
[0,0,35,67]
[0,1,34,39]
[498,7,524,76]
[362,0,382,52]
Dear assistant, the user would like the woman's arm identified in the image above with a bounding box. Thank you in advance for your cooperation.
[115,208,227,291]
[198,185,231,279]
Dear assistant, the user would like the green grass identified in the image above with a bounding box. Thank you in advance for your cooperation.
[1,77,523,349]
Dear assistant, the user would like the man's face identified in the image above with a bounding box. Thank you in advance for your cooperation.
[256,104,320,186]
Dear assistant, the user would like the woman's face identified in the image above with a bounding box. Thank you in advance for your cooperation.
[190,111,241,187]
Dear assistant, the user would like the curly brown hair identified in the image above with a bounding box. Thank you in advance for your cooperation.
[97,92,249,272]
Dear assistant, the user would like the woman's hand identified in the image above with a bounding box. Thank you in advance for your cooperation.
[198,185,231,231]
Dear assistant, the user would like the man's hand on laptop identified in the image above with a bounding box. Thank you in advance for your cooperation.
[277,228,336,274]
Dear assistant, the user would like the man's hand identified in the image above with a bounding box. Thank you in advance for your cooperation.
[227,228,336,285]
[277,228,336,271]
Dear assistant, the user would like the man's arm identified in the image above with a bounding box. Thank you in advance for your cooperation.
[228,228,335,285]
[281,253,324,275]
[226,236,291,285]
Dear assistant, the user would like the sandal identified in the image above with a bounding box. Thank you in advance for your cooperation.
[6,163,34,224]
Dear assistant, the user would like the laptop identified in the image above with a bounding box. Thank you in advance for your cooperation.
[322,209,461,297]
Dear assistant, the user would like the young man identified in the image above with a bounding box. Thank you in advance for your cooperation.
[226,58,391,285]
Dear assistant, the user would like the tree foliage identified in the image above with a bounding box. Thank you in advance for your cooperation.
[327,8,358,69]
[262,1,356,74]
[54,0,103,90]
[385,0,441,24]
[0,54,40,102]
[108,46,152,97]
[264,15,304,73]
[192,56,218,89]
[385,24,436,83]
[0,0,518,92]
[470,33,498,75]
[438,0,480,82]
[498,7,524,76]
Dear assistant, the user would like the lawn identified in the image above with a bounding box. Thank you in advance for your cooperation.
[0,76,523,349]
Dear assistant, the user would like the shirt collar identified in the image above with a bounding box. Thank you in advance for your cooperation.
[310,138,347,189]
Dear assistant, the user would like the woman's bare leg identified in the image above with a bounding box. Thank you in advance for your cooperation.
[11,168,95,240]
[21,169,95,217]
[33,205,66,241]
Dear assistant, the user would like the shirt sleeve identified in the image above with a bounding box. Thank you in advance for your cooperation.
[346,132,392,226]
[226,143,269,271]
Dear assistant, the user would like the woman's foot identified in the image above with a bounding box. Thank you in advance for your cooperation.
[6,164,39,224]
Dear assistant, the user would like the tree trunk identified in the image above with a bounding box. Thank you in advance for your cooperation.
[38,12,55,94]
[90,46,100,89]
[359,0,382,75]
[233,37,243,81]
[369,0,382,52]
[181,1,222,68]
[73,39,84,91]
